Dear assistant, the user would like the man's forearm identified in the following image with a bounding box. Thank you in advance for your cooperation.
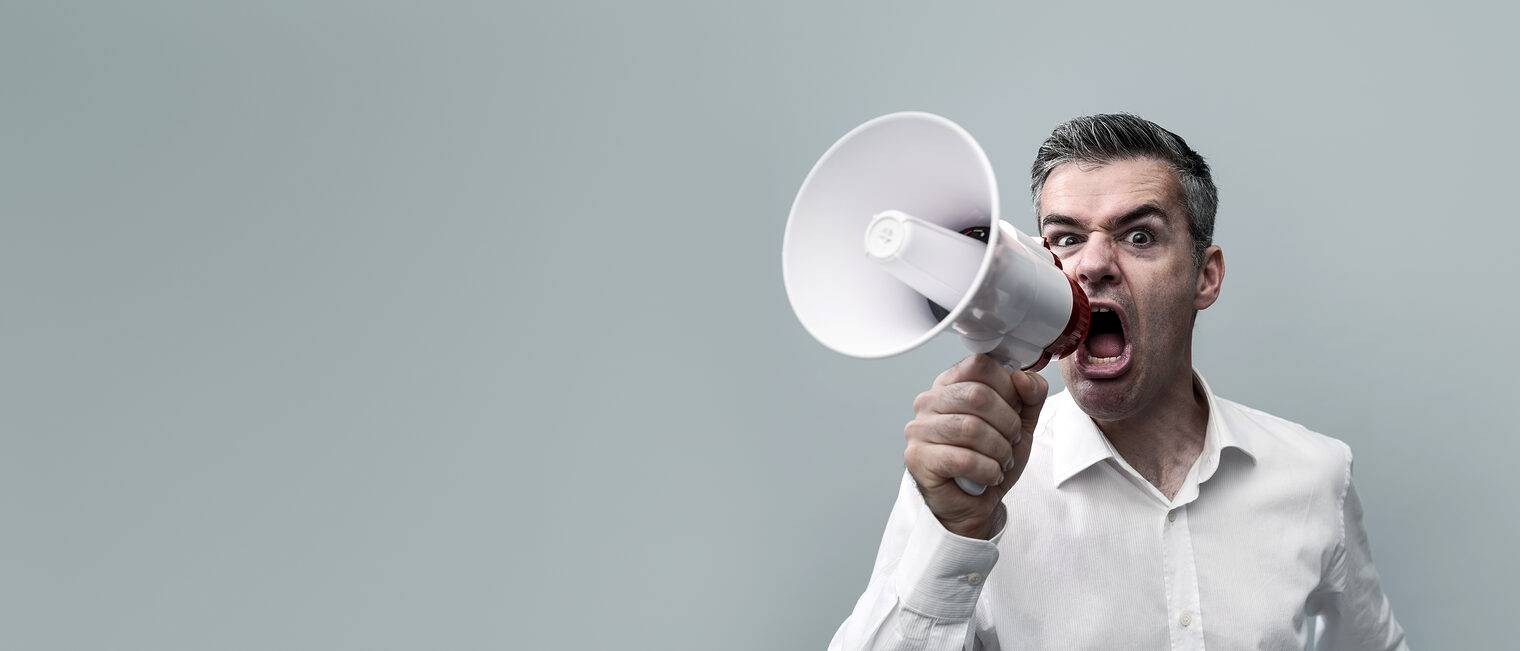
[830,472,1002,651]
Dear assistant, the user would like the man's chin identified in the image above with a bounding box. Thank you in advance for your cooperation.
[1059,360,1138,421]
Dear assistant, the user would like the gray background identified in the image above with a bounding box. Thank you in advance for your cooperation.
[2,1,1515,649]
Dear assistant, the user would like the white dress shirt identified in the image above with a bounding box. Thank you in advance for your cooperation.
[829,375,1406,651]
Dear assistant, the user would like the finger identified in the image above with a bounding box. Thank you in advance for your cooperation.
[1008,370,1050,445]
[921,443,1004,489]
[925,380,1002,415]
[917,382,1020,441]
[1010,369,1050,409]
[1015,371,1051,431]
[933,355,1016,404]
[905,412,1014,470]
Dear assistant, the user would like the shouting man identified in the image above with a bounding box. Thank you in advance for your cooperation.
[830,115,1406,650]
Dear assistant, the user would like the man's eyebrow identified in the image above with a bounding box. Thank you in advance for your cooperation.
[1112,203,1170,229]
[1040,203,1171,232]
[1039,214,1081,231]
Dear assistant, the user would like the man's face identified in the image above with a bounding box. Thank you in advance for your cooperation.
[1037,157,1222,421]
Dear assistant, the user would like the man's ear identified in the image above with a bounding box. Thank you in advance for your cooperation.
[1193,245,1224,311]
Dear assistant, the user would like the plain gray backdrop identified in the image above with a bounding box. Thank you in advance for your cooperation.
[3,1,1515,649]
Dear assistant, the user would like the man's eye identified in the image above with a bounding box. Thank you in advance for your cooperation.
[1124,230,1153,246]
[1050,234,1081,247]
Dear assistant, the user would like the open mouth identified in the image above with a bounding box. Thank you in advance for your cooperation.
[1075,305,1131,378]
[1086,307,1126,363]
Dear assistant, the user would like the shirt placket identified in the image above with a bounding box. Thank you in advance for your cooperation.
[1162,504,1205,650]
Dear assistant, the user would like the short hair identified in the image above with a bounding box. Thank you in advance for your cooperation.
[1029,114,1217,267]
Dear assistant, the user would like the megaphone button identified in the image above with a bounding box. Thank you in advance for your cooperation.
[865,214,905,260]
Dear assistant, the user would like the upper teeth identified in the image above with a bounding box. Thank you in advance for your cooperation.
[1094,307,1112,313]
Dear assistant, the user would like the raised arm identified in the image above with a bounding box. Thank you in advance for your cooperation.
[829,355,1046,651]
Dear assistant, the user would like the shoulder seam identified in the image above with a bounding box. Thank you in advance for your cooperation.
[1219,397,1313,433]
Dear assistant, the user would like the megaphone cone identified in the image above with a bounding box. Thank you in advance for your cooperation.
[782,112,1090,495]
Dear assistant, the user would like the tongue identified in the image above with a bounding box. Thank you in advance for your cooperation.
[1086,332,1125,359]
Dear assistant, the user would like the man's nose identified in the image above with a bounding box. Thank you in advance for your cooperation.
[1071,237,1120,287]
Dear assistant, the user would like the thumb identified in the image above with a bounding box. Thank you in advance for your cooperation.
[1010,370,1049,444]
[994,369,1048,491]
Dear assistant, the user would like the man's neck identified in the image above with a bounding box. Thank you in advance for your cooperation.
[1093,373,1210,500]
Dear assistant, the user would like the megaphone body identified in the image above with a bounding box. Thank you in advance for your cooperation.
[782,112,1090,495]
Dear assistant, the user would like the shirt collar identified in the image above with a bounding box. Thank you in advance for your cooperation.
[1049,394,1115,487]
[1193,372,1258,482]
[1050,371,1258,488]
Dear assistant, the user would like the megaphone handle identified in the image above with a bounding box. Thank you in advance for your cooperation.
[954,477,987,496]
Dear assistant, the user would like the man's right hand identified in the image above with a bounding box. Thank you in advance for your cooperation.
[904,354,1048,540]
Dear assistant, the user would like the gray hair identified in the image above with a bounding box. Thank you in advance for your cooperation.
[1029,114,1217,267]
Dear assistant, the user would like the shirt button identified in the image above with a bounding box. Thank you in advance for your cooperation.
[1167,510,1177,522]
[1180,611,1193,627]
[966,572,984,586]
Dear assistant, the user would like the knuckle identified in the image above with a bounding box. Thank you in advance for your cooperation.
[904,418,927,442]
[963,383,994,409]
[911,445,952,479]
[930,447,960,476]
[907,444,942,478]
[947,382,992,410]
[956,414,984,442]
[946,447,981,477]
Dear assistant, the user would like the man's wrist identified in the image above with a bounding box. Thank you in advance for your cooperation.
[940,502,1008,540]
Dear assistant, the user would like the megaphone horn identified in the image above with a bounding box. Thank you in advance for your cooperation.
[781,112,1090,495]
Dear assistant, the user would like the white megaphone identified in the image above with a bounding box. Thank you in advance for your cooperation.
[782,112,1090,496]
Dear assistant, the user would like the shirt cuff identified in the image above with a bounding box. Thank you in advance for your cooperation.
[893,502,1004,620]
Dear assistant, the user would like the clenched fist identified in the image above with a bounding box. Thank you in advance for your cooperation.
[904,354,1048,539]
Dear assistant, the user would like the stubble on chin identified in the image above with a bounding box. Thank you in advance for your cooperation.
[1058,363,1138,422]
[1071,384,1140,422]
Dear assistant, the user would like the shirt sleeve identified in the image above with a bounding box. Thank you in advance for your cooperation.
[828,471,1004,651]
[1310,449,1409,651]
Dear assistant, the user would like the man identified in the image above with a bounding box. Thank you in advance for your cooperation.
[829,115,1406,650]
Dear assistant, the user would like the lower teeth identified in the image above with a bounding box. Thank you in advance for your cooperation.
[1087,355,1120,364]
